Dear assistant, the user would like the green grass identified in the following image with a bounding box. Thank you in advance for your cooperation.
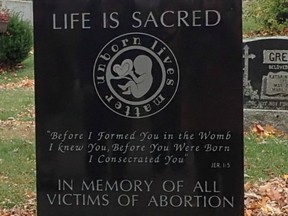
[0,55,34,122]
[0,55,34,85]
[242,1,262,35]
[0,139,35,208]
[0,89,34,121]
[243,17,263,35]
[245,134,288,182]
[0,55,35,208]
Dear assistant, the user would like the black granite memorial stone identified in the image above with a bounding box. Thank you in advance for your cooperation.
[243,37,288,110]
[34,0,243,215]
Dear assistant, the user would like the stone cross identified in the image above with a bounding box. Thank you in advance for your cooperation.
[243,44,256,87]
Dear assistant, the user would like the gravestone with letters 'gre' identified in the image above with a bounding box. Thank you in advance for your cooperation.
[34,0,243,215]
[243,37,288,110]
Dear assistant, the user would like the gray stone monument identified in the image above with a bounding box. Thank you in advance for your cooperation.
[243,37,288,133]
[243,37,288,110]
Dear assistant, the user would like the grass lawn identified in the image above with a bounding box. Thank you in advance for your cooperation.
[0,139,35,208]
[0,55,36,208]
[245,135,288,182]
[0,89,34,121]
[0,57,34,84]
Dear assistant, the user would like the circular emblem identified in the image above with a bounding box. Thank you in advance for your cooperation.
[93,32,179,118]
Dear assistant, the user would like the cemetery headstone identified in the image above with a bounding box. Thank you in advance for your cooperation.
[34,0,243,215]
[243,37,288,110]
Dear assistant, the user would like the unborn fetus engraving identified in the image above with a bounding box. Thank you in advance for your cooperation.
[115,55,153,98]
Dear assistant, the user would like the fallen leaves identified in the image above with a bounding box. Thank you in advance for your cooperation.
[0,191,36,216]
[245,177,288,216]
[0,82,35,139]
[0,119,35,140]
[251,124,286,139]
[0,79,34,89]
[243,28,288,39]
[244,123,288,215]
[283,175,288,181]
[0,63,24,75]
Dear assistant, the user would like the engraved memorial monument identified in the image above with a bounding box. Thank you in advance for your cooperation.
[34,1,243,215]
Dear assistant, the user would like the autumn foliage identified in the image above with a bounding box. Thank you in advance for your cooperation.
[244,0,288,32]
[251,124,286,138]
[245,176,288,216]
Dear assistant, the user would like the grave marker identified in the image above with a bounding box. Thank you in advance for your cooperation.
[243,37,288,109]
[34,1,243,215]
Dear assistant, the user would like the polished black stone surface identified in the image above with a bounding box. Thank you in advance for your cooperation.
[243,38,288,110]
[34,0,243,215]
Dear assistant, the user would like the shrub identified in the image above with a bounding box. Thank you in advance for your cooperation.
[244,0,288,31]
[0,12,33,65]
